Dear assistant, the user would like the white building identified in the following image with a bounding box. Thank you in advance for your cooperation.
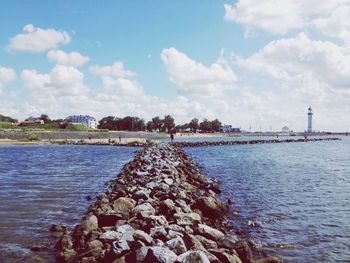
[307,107,313,132]
[65,115,98,129]
[282,126,290,133]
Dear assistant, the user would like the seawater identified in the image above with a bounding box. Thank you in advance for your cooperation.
[186,136,350,263]
[0,145,136,262]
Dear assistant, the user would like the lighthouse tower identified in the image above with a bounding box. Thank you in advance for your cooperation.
[307,106,313,132]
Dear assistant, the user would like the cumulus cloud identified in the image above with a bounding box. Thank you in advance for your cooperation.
[0,66,16,88]
[89,61,135,78]
[47,50,89,67]
[224,1,350,42]
[234,32,350,88]
[7,24,71,52]
[161,47,237,96]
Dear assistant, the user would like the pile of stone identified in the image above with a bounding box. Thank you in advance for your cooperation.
[172,137,340,148]
[54,143,282,263]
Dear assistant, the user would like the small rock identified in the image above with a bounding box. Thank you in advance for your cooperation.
[99,230,120,240]
[174,212,201,226]
[82,215,98,234]
[113,197,136,215]
[233,241,252,263]
[132,203,155,218]
[86,240,103,258]
[217,234,239,249]
[113,239,130,257]
[195,235,218,249]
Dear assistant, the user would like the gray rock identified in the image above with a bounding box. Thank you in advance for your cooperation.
[150,227,168,241]
[178,250,210,263]
[113,197,136,215]
[133,229,153,245]
[166,237,187,255]
[99,230,120,240]
[132,203,155,218]
[174,212,201,226]
[144,246,178,263]
[86,240,103,258]
[196,224,225,241]
[217,234,239,249]
[113,239,130,257]
[195,235,218,249]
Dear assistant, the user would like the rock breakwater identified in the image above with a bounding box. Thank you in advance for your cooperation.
[54,143,282,263]
[172,137,339,148]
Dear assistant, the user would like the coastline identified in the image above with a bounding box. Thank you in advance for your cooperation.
[53,143,281,263]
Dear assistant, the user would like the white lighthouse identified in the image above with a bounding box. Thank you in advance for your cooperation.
[307,106,313,132]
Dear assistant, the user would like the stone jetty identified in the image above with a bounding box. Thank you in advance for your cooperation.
[54,143,282,263]
[172,137,339,148]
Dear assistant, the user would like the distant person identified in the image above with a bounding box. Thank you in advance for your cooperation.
[119,136,121,143]
[170,133,174,142]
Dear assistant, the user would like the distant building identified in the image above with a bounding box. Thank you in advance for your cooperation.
[307,106,313,132]
[282,126,290,133]
[15,118,44,126]
[65,115,98,129]
[220,125,241,133]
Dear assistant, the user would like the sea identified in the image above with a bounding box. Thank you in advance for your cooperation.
[0,136,349,262]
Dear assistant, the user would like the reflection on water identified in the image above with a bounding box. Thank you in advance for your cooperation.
[0,145,136,262]
[186,137,350,263]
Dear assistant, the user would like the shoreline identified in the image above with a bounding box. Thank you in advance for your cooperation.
[53,143,282,263]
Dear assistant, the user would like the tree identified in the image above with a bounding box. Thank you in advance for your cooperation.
[163,115,175,133]
[98,116,118,130]
[146,121,155,132]
[200,118,211,132]
[189,118,199,133]
[152,116,162,131]
[40,114,50,123]
[210,119,222,132]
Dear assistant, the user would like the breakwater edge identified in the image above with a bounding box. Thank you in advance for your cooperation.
[53,143,282,263]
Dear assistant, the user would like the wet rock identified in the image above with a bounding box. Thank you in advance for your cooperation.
[254,256,283,263]
[30,241,50,252]
[166,237,187,255]
[208,249,242,263]
[178,250,210,263]
[233,241,252,263]
[192,197,229,219]
[196,224,225,241]
[49,223,66,233]
[217,234,239,249]
[143,246,178,263]
[55,249,77,263]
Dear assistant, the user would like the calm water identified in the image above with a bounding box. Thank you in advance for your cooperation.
[186,137,350,262]
[0,145,136,262]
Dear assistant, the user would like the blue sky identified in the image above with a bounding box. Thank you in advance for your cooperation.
[1,0,350,131]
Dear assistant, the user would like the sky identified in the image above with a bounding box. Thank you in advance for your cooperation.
[0,0,350,132]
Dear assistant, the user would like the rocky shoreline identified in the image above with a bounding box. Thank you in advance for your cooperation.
[53,143,282,263]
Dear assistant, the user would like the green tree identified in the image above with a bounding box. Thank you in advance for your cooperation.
[199,118,211,132]
[152,116,163,131]
[146,121,155,132]
[210,119,222,132]
[163,115,175,133]
[40,114,50,123]
[189,118,199,133]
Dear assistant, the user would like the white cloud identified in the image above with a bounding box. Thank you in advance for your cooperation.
[7,24,71,52]
[224,1,350,42]
[47,50,89,67]
[89,61,135,78]
[161,47,237,96]
[234,32,350,88]
[0,66,16,88]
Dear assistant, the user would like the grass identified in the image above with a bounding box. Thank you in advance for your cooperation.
[0,121,13,129]
[65,123,89,131]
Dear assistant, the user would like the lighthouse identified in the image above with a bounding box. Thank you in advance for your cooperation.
[307,106,313,132]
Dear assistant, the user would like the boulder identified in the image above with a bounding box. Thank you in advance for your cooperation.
[113,197,136,215]
[99,230,120,240]
[195,235,218,249]
[112,239,130,257]
[97,213,123,227]
[133,230,153,245]
[166,237,187,255]
[132,203,155,218]
[208,249,242,263]
[217,234,239,249]
[196,224,225,241]
[174,212,201,226]
[192,197,228,219]
[178,250,210,263]
[82,215,98,234]
[233,241,252,263]
[143,246,178,263]
[86,240,103,258]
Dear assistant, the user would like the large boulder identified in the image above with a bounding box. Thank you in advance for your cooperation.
[132,203,155,218]
[192,197,228,219]
[82,215,98,234]
[233,241,252,263]
[166,237,187,255]
[174,212,201,226]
